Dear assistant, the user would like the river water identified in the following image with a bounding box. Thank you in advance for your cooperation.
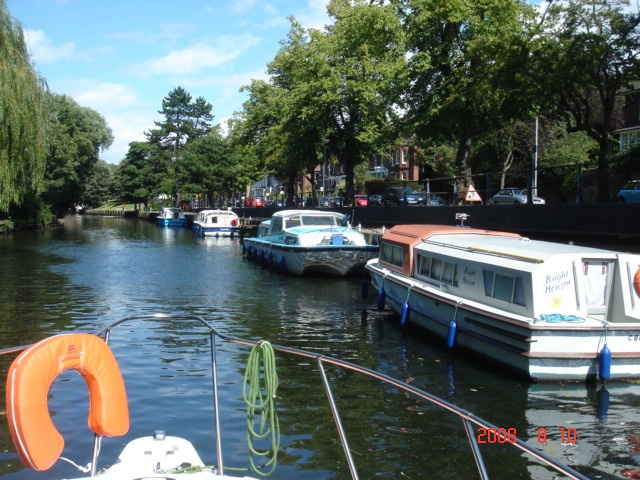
[0,215,638,479]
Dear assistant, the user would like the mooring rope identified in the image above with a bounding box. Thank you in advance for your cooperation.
[535,313,586,323]
[243,340,280,476]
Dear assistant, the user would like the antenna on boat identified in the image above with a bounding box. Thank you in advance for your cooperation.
[455,213,470,227]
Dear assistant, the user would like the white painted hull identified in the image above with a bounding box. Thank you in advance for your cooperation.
[193,224,240,237]
[244,239,378,276]
[367,261,640,381]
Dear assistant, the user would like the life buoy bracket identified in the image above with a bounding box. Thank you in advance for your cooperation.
[6,333,129,470]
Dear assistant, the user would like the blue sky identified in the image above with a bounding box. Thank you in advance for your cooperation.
[7,0,330,164]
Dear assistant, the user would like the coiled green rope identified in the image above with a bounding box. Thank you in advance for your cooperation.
[243,340,280,476]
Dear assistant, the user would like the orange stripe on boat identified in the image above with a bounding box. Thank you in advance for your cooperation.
[6,333,129,470]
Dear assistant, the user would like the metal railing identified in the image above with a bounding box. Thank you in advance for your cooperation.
[2,313,591,479]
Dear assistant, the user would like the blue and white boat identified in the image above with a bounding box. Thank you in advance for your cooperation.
[192,209,240,237]
[156,207,188,228]
[242,209,378,276]
[365,218,640,381]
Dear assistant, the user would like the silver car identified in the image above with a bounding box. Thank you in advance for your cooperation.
[491,188,545,205]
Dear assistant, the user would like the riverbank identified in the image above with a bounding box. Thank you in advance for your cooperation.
[85,203,640,244]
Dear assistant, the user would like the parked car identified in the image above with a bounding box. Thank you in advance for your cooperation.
[245,196,264,207]
[331,196,344,207]
[355,194,368,207]
[417,192,446,206]
[491,188,545,205]
[317,196,330,207]
[368,194,382,206]
[381,187,422,206]
[616,180,640,203]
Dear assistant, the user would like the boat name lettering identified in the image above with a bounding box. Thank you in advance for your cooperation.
[629,335,640,341]
[462,267,477,287]
[545,271,571,294]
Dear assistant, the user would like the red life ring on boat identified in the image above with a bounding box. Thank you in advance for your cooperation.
[6,333,129,471]
[634,268,640,297]
[231,218,238,226]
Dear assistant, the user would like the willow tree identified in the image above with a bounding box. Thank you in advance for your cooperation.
[0,0,49,212]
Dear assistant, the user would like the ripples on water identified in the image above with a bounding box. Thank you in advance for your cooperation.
[0,216,637,479]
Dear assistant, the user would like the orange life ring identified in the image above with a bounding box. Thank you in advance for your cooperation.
[634,268,640,297]
[6,333,129,470]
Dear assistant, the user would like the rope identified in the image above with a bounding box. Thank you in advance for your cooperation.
[59,457,91,473]
[535,313,586,323]
[243,340,280,476]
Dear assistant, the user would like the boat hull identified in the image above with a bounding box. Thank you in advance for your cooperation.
[192,224,240,237]
[156,218,189,228]
[244,239,378,276]
[367,261,640,381]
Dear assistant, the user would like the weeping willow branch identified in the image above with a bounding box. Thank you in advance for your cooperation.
[0,0,49,212]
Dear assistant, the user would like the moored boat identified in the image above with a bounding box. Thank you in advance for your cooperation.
[242,209,379,276]
[156,207,189,228]
[365,216,640,381]
[2,313,589,479]
[192,209,240,237]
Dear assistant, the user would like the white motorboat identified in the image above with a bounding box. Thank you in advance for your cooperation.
[192,209,240,237]
[242,210,378,276]
[2,313,588,480]
[156,207,189,228]
[364,216,640,381]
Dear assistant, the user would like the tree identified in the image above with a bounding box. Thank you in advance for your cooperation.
[146,87,214,201]
[0,0,49,213]
[399,0,536,202]
[179,130,238,206]
[113,141,166,208]
[82,160,115,209]
[264,1,406,205]
[531,0,640,201]
[43,94,113,216]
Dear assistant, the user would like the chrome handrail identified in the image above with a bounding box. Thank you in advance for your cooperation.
[2,313,591,479]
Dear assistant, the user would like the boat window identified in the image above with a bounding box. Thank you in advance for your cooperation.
[483,270,526,306]
[380,242,404,268]
[271,218,283,233]
[284,236,298,245]
[285,217,302,228]
[300,215,339,226]
[416,254,458,286]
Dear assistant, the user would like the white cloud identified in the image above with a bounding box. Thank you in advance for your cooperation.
[24,28,75,65]
[73,82,140,110]
[101,111,157,164]
[140,35,261,76]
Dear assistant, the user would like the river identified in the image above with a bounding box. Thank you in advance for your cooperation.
[0,215,638,479]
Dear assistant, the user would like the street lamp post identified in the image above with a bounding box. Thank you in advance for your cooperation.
[322,138,329,205]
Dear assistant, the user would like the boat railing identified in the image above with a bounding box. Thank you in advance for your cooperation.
[2,314,590,479]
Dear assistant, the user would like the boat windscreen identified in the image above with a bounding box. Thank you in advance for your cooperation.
[300,215,340,226]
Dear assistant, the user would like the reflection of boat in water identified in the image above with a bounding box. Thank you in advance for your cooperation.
[523,382,640,479]
[156,207,189,228]
[365,217,640,381]
[192,209,240,238]
[2,314,588,479]
[243,210,379,276]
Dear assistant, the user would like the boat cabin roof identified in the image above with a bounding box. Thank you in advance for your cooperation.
[269,210,345,235]
[380,224,616,276]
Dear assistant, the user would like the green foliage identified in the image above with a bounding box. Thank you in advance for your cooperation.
[43,94,113,216]
[530,0,640,200]
[82,160,115,209]
[0,0,48,212]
